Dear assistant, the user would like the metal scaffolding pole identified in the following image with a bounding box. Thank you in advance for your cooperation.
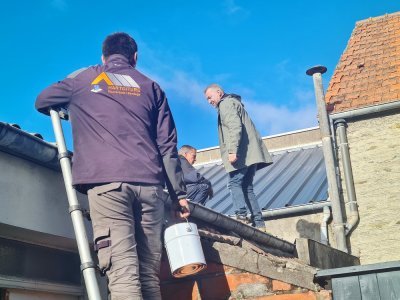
[49,109,102,300]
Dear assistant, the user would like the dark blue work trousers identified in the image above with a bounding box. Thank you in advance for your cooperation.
[228,164,264,228]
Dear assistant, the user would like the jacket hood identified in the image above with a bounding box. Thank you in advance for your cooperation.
[222,93,242,102]
[218,93,242,109]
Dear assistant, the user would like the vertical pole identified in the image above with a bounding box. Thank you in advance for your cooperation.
[306,66,348,253]
[335,119,359,235]
[50,109,102,300]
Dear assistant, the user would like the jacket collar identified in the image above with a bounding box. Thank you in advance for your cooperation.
[217,93,228,108]
[105,54,132,67]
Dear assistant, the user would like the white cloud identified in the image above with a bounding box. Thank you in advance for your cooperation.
[138,41,209,109]
[223,0,241,14]
[244,100,317,136]
[137,39,318,135]
[222,0,250,18]
[294,88,315,103]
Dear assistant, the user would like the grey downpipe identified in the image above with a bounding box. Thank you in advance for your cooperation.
[187,202,296,257]
[334,119,359,235]
[320,205,331,245]
[261,201,331,218]
[306,66,348,253]
[49,109,102,300]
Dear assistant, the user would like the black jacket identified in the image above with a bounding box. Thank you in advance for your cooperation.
[179,155,210,186]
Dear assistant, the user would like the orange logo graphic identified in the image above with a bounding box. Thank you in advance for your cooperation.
[91,72,141,96]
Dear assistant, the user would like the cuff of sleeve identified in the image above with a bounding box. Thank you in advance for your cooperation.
[228,145,239,154]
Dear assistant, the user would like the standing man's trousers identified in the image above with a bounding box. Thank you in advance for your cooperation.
[227,164,265,228]
[88,182,165,300]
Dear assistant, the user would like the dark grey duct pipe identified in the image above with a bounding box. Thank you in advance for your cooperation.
[262,201,331,218]
[306,66,348,253]
[334,119,359,235]
[187,202,296,257]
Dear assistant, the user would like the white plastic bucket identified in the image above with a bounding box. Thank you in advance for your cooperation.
[164,222,207,278]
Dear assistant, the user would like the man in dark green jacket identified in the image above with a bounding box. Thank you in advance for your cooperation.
[204,84,272,231]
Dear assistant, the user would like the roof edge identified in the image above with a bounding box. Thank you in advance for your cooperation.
[197,126,320,153]
[356,11,400,25]
[0,121,62,171]
[194,142,322,167]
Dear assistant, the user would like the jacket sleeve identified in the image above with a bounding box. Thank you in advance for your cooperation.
[219,100,242,154]
[154,83,187,201]
[179,156,202,184]
[35,78,74,115]
[35,68,88,115]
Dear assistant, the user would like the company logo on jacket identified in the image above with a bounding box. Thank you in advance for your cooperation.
[91,72,141,96]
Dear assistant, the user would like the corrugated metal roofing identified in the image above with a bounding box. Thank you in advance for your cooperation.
[196,144,328,215]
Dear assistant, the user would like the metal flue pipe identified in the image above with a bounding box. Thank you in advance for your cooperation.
[187,202,296,257]
[306,66,348,253]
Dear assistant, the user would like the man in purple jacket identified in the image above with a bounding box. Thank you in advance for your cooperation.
[36,32,189,300]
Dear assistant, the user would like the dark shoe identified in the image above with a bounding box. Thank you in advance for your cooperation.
[232,214,251,225]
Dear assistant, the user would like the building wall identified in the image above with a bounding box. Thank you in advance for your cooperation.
[195,127,321,165]
[0,151,91,249]
[160,241,332,300]
[4,289,79,300]
[0,151,108,299]
[264,212,325,245]
[161,263,332,300]
[338,113,400,264]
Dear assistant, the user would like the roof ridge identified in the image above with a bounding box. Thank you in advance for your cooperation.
[356,11,400,25]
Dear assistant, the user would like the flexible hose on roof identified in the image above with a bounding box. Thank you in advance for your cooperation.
[188,202,296,256]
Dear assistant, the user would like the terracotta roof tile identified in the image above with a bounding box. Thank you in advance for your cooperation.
[326,12,400,113]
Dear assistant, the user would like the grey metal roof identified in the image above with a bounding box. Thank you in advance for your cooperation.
[0,120,328,216]
[196,144,328,215]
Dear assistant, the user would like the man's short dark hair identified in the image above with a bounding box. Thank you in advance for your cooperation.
[102,32,138,60]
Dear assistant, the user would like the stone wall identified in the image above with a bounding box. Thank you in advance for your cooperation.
[337,113,400,264]
[160,241,332,300]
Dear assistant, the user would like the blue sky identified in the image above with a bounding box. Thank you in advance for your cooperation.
[1,1,399,150]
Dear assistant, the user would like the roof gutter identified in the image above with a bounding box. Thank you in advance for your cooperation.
[188,202,296,257]
[330,100,400,120]
[0,122,61,171]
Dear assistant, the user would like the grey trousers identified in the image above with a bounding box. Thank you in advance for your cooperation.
[88,182,165,300]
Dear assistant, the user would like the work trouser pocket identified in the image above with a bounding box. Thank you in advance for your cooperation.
[92,182,122,195]
[93,225,112,275]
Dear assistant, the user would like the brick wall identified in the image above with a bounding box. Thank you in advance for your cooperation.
[337,113,400,263]
[160,260,331,300]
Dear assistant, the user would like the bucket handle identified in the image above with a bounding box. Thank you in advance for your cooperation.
[184,218,193,232]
